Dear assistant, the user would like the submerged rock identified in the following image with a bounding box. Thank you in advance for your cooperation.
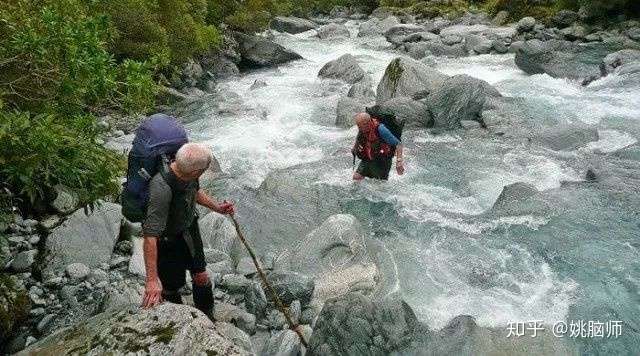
[19,304,249,355]
[376,57,448,104]
[43,202,122,278]
[384,24,425,46]
[491,182,538,212]
[358,16,400,37]
[601,49,640,75]
[318,54,367,84]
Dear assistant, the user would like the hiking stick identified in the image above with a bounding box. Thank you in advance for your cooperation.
[229,214,309,348]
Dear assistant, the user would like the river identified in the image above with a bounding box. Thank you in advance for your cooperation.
[184,20,640,354]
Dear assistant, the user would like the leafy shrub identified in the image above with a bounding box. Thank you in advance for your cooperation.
[409,0,473,19]
[484,0,555,22]
[0,110,124,209]
[0,0,156,115]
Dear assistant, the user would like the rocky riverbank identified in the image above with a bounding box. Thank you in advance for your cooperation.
[3,3,640,355]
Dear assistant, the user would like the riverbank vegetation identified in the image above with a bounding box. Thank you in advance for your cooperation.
[1,0,637,216]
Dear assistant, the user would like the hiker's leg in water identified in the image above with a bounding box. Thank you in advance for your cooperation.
[157,239,187,304]
[354,160,369,180]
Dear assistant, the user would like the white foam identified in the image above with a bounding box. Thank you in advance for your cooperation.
[584,129,637,153]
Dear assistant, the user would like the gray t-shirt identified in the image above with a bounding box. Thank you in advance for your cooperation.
[142,170,199,239]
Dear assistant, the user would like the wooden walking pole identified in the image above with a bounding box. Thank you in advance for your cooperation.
[229,214,309,348]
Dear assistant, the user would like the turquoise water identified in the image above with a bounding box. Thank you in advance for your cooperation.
[185,21,640,354]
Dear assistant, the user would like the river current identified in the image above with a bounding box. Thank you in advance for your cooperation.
[184,20,640,353]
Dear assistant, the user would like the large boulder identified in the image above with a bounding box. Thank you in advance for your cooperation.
[464,34,493,54]
[308,292,420,355]
[335,96,371,128]
[270,16,316,34]
[514,39,629,85]
[19,304,249,355]
[376,57,448,104]
[0,275,30,347]
[286,215,378,301]
[428,74,501,129]
[379,96,432,128]
[317,23,350,40]
[199,212,240,262]
[318,54,367,84]
[491,182,538,213]
[234,32,303,70]
[358,16,400,37]
[552,10,579,28]
[439,24,489,37]
[43,202,122,278]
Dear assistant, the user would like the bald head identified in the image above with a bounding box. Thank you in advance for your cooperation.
[355,112,372,132]
[175,143,212,176]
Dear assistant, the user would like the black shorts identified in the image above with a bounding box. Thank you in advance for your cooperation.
[356,156,393,180]
[157,222,206,291]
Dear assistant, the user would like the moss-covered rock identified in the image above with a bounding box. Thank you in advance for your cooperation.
[19,303,249,355]
[0,274,30,348]
[484,0,556,23]
[409,0,474,20]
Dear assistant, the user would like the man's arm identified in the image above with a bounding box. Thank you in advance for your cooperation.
[196,189,234,215]
[141,175,171,308]
[378,124,405,175]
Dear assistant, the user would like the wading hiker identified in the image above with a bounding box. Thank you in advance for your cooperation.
[352,106,405,180]
[121,114,234,319]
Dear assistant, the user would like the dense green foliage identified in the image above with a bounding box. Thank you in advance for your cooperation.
[484,0,555,21]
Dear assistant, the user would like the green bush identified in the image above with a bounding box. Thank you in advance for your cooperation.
[484,0,555,22]
[0,110,124,208]
[409,0,473,19]
[0,0,156,115]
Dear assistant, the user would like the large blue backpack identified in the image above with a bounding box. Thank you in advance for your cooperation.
[121,113,188,222]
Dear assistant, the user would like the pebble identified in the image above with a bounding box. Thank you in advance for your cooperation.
[66,262,90,281]
[25,336,37,347]
[37,314,55,333]
[39,215,61,231]
[28,235,40,245]
[29,286,44,297]
[30,308,45,317]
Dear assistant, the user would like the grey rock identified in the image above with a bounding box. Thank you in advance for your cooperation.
[347,81,375,101]
[37,314,55,333]
[51,184,79,214]
[492,183,538,212]
[464,34,493,54]
[329,5,350,18]
[440,24,489,37]
[492,40,509,54]
[88,269,108,284]
[561,24,588,41]
[517,17,536,33]
[221,274,251,293]
[417,41,468,58]
[318,54,367,84]
[205,249,231,264]
[10,249,37,272]
[300,304,321,326]
[43,202,122,278]
[44,277,63,288]
[178,59,204,88]
[553,10,579,28]
[216,322,254,353]
[308,293,419,355]
[109,256,129,269]
[289,300,301,325]
[601,49,640,75]
[244,282,268,320]
[208,260,234,276]
[379,96,432,128]
[262,329,301,356]
[100,282,143,312]
[335,96,370,128]
[376,57,448,104]
[264,271,314,307]
[514,39,629,85]
[384,24,425,45]
[533,125,599,151]
[358,16,400,37]
[266,310,288,330]
[317,23,350,39]
[235,32,303,70]
[199,212,239,261]
[441,34,463,45]
[39,215,61,231]
[214,303,257,335]
[28,235,40,245]
[128,238,145,277]
[236,256,260,276]
[65,263,90,281]
[429,74,501,129]
[270,16,316,34]
[627,27,640,41]
[250,79,268,90]
[115,240,132,255]
[19,304,249,355]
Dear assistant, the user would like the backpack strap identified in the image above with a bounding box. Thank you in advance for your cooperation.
[158,154,179,192]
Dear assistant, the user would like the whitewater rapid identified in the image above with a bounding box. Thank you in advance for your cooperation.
[185,19,640,350]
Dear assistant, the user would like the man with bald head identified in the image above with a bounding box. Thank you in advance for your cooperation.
[352,111,405,180]
[141,142,234,319]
